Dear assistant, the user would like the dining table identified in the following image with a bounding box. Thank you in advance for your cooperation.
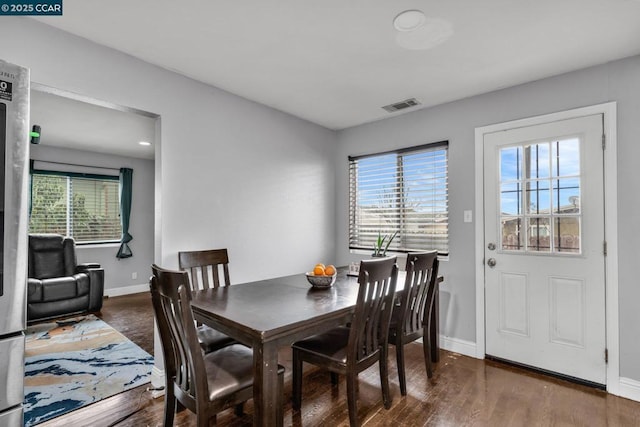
[190,266,442,426]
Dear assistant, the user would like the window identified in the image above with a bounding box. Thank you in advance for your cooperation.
[349,141,449,254]
[499,138,581,254]
[29,171,121,243]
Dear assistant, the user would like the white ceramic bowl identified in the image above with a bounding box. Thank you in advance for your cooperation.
[305,272,337,289]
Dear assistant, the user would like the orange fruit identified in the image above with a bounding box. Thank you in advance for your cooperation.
[314,263,325,270]
[324,265,336,276]
[313,265,325,276]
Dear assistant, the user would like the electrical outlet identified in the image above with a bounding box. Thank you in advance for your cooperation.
[132,272,138,280]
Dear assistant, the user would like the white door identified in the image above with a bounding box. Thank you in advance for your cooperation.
[484,114,606,385]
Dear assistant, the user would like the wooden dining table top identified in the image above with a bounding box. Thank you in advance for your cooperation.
[190,267,390,344]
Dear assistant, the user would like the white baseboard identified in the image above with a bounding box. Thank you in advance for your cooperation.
[439,335,478,359]
[618,377,640,403]
[416,334,478,359]
[105,283,148,297]
[150,366,165,399]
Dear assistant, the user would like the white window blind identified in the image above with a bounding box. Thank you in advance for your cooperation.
[29,172,122,243]
[349,141,449,254]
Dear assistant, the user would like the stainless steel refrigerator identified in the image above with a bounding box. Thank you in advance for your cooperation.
[0,60,30,425]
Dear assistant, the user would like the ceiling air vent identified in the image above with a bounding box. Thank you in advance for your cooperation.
[382,98,421,113]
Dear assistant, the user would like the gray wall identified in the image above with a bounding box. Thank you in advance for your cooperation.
[30,144,155,292]
[0,17,337,285]
[336,55,640,381]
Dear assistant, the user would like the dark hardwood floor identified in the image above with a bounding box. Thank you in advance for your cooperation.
[38,292,640,427]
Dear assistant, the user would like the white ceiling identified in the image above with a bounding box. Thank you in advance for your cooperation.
[30,89,156,159]
[33,0,640,132]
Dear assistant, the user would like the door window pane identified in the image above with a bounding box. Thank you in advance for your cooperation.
[501,217,522,251]
[500,183,521,216]
[552,178,580,214]
[526,143,550,179]
[552,138,580,177]
[526,217,551,252]
[554,217,580,253]
[500,146,522,182]
[525,180,550,215]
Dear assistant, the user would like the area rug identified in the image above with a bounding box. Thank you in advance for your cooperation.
[23,314,154,426]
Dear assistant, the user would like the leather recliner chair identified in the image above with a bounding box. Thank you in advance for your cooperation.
[27,233,105,323]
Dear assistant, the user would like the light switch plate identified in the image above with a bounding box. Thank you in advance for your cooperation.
[464,210,473,223]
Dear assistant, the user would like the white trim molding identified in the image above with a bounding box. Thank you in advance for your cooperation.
[104,283,149,297]
[439,335,477,358]
[150,366,166,399]
[618,377,640,403]
[418,335,477,359]
[474,102,620,395]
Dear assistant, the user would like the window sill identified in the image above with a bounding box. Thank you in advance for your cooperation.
[76,242,120,249]
[349,249,449,262]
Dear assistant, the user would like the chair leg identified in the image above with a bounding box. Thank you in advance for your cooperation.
[395,341,407,396]
[292,349,303,410]
[380,348,392,408]
[346,372,360,427]
[330,372,339,385]
[422,328,433,378]
[163,385,176,427]
[196,409,213,427]
[234,402,244,416]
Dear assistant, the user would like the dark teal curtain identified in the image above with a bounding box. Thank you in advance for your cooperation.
[28,160,34,217]
[116,168,133,259]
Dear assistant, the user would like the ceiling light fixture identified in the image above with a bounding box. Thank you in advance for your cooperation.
[393,10,426,32]
[393,10,454,51]
[138,141,151,146]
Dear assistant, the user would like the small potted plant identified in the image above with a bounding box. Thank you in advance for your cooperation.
[372,231,398,257]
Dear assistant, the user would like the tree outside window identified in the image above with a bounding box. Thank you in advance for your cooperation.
[29,173,121,243]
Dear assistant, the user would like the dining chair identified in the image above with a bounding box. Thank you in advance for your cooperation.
[291,256,399,427]
[150,264,284,426]
[388,250,439,395]
[178,248,231,289]
[178,248,236,353]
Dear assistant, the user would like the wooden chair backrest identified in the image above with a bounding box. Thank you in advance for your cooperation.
[178,249,231,290]
[399,251,439,337]
[150,264,207,413]
[348,256,398,365]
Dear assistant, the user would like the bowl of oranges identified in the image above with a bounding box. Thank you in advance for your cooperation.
[306,263,337,289]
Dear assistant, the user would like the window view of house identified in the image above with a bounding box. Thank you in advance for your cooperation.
[499,139,581,254]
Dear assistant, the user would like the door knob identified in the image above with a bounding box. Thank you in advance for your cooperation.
[487,242,496,251]
[487,258,497,267]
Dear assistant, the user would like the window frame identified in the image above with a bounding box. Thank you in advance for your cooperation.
[348,140,449,256]
[29,168,122,245]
